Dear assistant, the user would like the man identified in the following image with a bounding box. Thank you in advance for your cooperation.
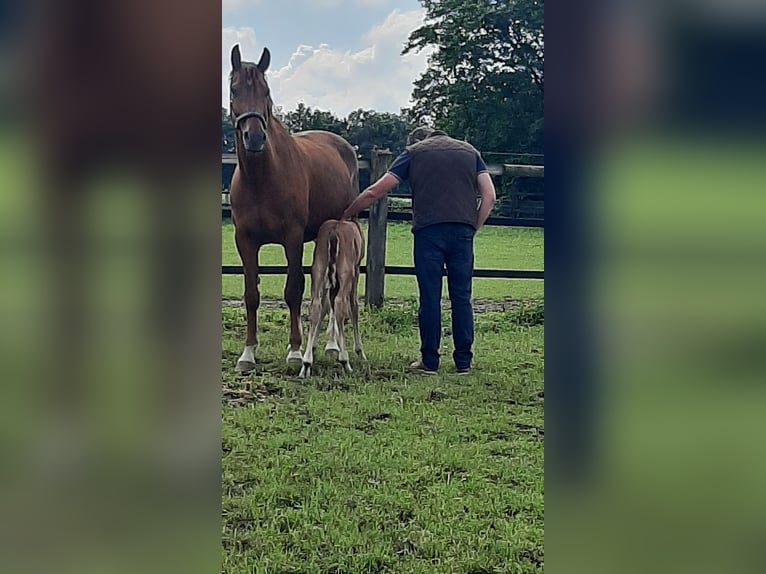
[342,127,496,374]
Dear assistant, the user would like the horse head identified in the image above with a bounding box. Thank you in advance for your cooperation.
[229,45,272,154]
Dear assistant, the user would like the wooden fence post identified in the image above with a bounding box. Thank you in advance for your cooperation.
[364,148,392,308]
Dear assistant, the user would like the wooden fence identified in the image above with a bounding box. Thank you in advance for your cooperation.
[222,149,544,307]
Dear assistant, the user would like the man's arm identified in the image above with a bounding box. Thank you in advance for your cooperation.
[476,172,496,229]
[342,173,400,220]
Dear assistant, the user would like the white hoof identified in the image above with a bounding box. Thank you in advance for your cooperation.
[235,360,255,374]
[299,364,311,378]
[236,345,257,373]
[286,349,303,368]
[325,342,340,361]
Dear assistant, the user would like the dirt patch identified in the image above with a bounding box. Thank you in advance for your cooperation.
[514,422,545,440]
[222,386,266,407]
[223,376,285,406]
[427,389,448,402]
[518,548,544,568]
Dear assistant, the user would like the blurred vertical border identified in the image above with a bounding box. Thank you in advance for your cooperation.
[546,0,766,572]
[0,1,221,573]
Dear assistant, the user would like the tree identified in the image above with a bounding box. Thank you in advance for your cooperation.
[404,0,543,154]
[224,102,412,161]
[344,108,412,160]
[404,0,544,216]
[283,103,346,136]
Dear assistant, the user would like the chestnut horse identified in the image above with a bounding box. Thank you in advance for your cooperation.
[228,45,359,373]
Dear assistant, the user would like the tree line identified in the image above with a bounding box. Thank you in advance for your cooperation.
[223,105,412,162]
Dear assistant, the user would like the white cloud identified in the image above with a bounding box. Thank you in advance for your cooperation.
[221,27,258,109]
[226,0,383,12]
[224,9,431,117]
[222,26,259,67]
[303,0,387,7]
[364,8,420,46]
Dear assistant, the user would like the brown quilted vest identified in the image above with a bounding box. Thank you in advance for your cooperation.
[406,134,480,232]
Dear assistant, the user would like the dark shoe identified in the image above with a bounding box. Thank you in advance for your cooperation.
[456,367,471,376]
[410,358,437,375]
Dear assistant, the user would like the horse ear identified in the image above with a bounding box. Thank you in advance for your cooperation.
[257,48,271,73]
[231,45,242,71]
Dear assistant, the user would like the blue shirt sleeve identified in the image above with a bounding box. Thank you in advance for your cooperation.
[476,153,488,174]
[387,151,411,182]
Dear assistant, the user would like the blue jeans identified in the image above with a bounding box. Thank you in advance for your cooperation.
[413,223,475,371]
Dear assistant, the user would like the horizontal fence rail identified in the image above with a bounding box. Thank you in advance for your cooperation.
[222,265,543,280]
[223,154,543,178]
[221,206,543,228]
[358,210,543,228]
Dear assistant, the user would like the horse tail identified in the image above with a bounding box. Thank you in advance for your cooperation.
[326,226,340,299]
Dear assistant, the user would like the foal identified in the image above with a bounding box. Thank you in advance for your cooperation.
[299,220,366,378]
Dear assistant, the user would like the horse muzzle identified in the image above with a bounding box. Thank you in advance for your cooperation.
[235,110,269,154]
[242,130,267,153]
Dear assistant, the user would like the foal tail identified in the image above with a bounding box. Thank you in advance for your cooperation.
[325,226,340,299]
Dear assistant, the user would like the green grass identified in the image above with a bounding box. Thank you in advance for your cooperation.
[222,300,544,573]
[222,222,544,301]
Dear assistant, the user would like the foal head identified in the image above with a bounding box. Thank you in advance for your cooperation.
[229,44,272,154]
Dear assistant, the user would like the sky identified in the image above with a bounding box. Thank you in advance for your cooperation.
[222,0,431,117]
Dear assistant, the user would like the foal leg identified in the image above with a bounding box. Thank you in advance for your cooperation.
[334,291,353,373]
[299,293,329,378]
[323,257,339,358]
[283,239,305,368]
[350,279,366,361]
[324,305,340,360]
[235,237,260,374]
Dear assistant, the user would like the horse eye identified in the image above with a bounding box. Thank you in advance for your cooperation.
[231,89,238,98]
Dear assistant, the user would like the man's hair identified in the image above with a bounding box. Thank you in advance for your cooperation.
[407,126,435,145]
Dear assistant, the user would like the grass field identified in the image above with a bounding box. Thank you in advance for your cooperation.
[222,222,544,301]
[222,299,544,573]
[222,218,544,571]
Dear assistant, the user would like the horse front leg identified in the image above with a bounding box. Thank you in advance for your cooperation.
[235,237,260,373]
[284,240,305,369]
